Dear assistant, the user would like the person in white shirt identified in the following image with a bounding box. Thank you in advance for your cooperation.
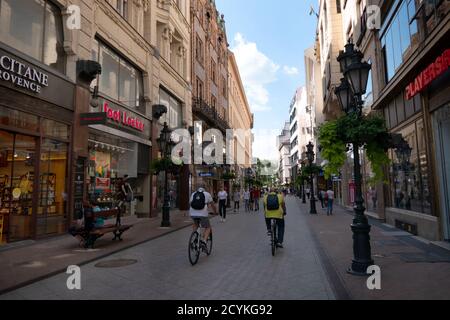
[243,189,251,212]
[218,188,228,222]
[233,190,241,213]
[326,188,335,216]
[190,185,217,246]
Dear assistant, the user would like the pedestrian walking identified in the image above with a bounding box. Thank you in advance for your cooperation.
[249,188,254,211]
[233,190,241,213]
[318,190,325,209]
[326,188,335,216]
[218,188,228,222]
[305,187,311,200]
[253,188,261,212]
[243,189,250,212]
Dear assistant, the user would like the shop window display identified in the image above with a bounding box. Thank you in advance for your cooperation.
[389,121,432,215]
[87,135,137,217]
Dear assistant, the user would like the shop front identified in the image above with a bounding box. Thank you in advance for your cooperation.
[87,98,151,218]
[380,47,449,240]
[0,45,74,244]
[428,60,450,241]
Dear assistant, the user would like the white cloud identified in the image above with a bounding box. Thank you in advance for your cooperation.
[252,129,280,162]
[231,33,279,113]
[283,66,299,75]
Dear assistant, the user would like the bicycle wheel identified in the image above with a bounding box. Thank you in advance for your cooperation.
[206,232,213,256]
[188,232,200,266]
[271,220,277,256]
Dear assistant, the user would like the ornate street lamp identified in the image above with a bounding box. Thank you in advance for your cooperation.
[158,122,174,228]
[335,41,374,276]
[335,78,354,114]
[306,142,317,215]
[337,42,363,73]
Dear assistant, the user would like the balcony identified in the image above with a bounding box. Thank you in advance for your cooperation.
[192,98,230,133]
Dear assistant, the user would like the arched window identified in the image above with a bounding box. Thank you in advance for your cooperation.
[0,0,65,72]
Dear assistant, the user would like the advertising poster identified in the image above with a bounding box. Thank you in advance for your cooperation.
[95,151,110,190]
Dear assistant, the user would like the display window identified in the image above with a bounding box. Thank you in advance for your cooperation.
[87,132,138,217]
[388,120,432,215]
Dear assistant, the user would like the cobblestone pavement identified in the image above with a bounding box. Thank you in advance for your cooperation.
[0,196,336,300]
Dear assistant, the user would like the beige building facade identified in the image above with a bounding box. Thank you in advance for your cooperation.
[228,50,253,189]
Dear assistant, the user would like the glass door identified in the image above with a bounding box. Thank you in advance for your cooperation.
[434,106,450,240]
[37,139,68,237]
[7,134,36,242]
[0,131,14,243]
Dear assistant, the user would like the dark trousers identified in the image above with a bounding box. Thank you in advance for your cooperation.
[219,200,227,219]
[234,201,240,210]
[254,199,260,211]
[265,218,285,244]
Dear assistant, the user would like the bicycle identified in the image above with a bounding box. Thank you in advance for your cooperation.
[269,218,278,257]
[188,223,213,266]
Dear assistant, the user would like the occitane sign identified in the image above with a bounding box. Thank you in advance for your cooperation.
[0,55,49,94]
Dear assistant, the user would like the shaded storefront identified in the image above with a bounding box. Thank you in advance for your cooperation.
[374,1,449,240]
[0,44,74,244]
[86,98,152,218]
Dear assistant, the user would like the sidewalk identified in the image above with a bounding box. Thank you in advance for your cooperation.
[294,197,450,300]
[0,210,194,295]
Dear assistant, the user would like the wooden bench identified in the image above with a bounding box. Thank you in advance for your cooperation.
[70,208,132,249]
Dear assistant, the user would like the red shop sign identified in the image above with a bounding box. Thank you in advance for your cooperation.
[103,102,145,132]
[405,49,450,100]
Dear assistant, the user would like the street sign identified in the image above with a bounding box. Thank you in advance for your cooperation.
[79,112,107,126]
[199,172,214,177]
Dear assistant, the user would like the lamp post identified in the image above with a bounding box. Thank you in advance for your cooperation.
[306,142,317,214]
[300,158,307,204]
[335,41,374,275]
[157,122,174,228]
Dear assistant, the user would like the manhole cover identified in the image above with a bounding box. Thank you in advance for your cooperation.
[95,259,138,268]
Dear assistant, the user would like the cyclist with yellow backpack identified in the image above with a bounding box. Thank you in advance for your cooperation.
[263,188,286,248]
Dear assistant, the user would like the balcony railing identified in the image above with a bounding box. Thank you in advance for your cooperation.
[192,98,230,133]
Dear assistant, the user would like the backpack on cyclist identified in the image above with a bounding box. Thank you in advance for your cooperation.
[191,191,206,210]
[266,193,280,210]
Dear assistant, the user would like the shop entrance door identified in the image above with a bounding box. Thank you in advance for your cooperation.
[0,131,36,243]
[434,105,450,241]
[37,139,68,237]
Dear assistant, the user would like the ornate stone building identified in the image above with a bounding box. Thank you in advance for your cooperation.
[147,0,192,212]
[190,0,230,196]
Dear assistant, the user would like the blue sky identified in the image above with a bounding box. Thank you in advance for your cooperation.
[216,0,318,161]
